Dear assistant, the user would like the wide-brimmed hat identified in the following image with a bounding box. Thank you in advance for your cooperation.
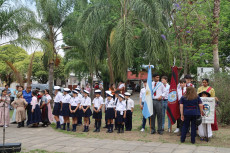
[119,94,125,99]
[17,92,23,98]
[198,91,211,97]
[124,92,131,96]
[72,90,78,94]
[83,90,90,94]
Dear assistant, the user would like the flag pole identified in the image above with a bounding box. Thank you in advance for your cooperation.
[148,64,152,133]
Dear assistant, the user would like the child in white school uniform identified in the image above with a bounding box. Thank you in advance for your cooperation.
[124,92,134,131]
[105,92,116,133]
[61,88,71,131]
[92,90,104,132]
[75,88,83,125]
[81,90,92,132]
[52,86,62,129]
[69,90,81,132]
[103,91,112,128]
[115,94,126,133]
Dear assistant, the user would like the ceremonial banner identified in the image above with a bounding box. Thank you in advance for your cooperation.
[167,66,180,124]
[142,65,154,119]
[200,97,215,124]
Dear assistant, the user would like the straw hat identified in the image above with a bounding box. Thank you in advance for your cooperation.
[17,92,23,98]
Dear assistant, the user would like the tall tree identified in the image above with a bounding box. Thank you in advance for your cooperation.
[76,0,171,82]
[212,0,220,73]
[31,0,74,96]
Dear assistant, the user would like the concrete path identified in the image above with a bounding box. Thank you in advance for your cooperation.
[0,124,230,153]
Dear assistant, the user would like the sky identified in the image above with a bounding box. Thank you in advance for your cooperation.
[0,0,65,56]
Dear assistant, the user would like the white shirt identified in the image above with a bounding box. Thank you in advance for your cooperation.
[62,94,71,104]
[116,100,126,111]
[31,96,38,110]
[105,98,115,108]
[162,83,170,100]
[125,98,134,110]
[92,96,104,108]
[118,83,125,89]
[46,95,52,101]
[178,87,186,101]
[140,87,146,102]
[81,96,91,106]
[152,81,165,99]
[54,91,63,103]
[78,93,83,99]
[70,96,81,106]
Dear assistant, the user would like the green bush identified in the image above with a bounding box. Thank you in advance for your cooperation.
[210,73,230,125]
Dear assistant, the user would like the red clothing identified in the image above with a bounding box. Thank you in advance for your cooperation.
[211,110,218,131]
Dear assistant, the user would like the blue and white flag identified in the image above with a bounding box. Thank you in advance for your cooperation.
[142,65,154,119]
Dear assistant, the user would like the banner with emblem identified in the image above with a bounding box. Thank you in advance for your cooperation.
[166,66,180,124]
[200,97,215,124]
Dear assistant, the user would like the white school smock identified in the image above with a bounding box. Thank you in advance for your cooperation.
[116,100,126,112]
[92,96,104,108]
[54,92,63,103]
[70,96,81,106]
[126,98,134,110]
[105,99,115,108]
[81,96,91,106]
[62,94,71,104]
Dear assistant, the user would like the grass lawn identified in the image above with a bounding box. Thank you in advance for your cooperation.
[49,105,230,148]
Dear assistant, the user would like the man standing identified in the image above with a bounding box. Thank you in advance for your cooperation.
[151,74,165,135]
[23,86,32,126]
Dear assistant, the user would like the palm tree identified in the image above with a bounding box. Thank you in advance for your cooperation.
[0,0,36,85]
[31,0,74,96]
[212,0,220,73]
[76,0,171,82]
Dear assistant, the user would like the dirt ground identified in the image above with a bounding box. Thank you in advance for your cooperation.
[51,106,230,148]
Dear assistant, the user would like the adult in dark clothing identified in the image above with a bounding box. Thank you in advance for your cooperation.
[180,87,203,144]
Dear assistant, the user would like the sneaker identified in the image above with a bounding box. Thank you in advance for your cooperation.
[174,128,180,133]
[168,128,171,133]
[140,128,145,132]
[4,125,8,128]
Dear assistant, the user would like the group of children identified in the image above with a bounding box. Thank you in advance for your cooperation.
[11,90,51,128]
[52,86,134,133]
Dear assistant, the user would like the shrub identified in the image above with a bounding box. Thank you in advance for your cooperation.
[209,73,230,125]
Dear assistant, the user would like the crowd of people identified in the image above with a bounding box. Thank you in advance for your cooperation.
[0,75,219,144]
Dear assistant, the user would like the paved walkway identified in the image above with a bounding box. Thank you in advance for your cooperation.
[0,124,230,153]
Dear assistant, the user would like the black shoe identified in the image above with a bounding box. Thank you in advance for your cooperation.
[93,128,98,132]
[117,128,120,133]
[151,130,156,134]
[21,121,24,127]
[17,122,21,128]
[158,131,163,135]
[85,126,89,132]
[11,121,17,124]
[83,126,86,132]
[97,128,100,132]
[62,123,66,130]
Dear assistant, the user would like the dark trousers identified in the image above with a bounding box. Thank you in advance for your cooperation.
[125,110,132,131]
[150,99,162,132]
[26,104,32,126]
[181,115,196,143]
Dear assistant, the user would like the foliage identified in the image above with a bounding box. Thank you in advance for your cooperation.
[0,45,28,84]
[210,73,230,125]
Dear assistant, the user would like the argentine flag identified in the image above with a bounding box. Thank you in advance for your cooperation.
[142,65,154,119]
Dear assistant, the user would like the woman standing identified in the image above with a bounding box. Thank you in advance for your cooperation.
[0,89,11,127]
[197,78,218,131]
[180,87,203,144]
[45,89,53,123]
[30,90,42,127]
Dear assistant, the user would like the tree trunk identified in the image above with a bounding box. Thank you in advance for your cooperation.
[106,39,115,84]
[90,72,94,100]
[26,52,35,87]
[5,61,23,86]
[49,62,54,98]
[212,0,220,73]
